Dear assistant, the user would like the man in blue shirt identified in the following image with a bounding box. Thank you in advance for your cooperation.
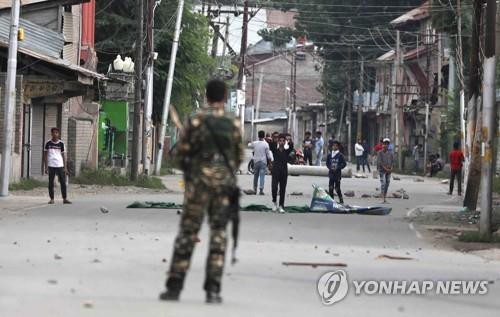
[314,131,324,166]
[326,140,347,203]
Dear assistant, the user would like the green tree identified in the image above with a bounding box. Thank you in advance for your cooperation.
[95,0,215,120]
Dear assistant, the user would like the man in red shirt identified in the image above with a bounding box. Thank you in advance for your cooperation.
[448,142,465,196]
[374,138,384,153]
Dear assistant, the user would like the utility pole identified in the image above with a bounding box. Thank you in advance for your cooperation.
[479,0,496,237]
[456,0,467,182]
[357,57,364,141]
[0,0,20,197]
[237,0,249,139]
[220,15,230,68]
[292,51,298,144]
[424,24,432,175]
[337,93,346,141]
[143,0,160,175]
[464,0,484,211]
[131,0,144,181]
[390,31,400,152]
[347,47,352,162]
[154,0,184,175]
[211,24,219,58]
[253,71,263,141]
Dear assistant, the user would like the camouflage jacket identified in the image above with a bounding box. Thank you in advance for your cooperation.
[172,108,243,188]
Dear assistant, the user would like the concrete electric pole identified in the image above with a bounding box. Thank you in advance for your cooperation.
[0,0,21,197]
[479,0,497,237]
[154,0,184,175]
[131,0,144,181]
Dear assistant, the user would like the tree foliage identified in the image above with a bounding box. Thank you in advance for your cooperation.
[95,0,215,121]
[257,27,297,48]
[266,0,423,131]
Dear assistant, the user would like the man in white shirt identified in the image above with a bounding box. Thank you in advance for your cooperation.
[250,130,273,195]
[355,139,364,173]
[43,127,71,204]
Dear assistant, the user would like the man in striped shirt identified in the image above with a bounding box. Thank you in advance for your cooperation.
[43,127,71,204]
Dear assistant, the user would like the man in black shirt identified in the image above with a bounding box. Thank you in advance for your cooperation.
[269,134,294,213]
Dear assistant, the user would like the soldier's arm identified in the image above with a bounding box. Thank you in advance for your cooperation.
[170,117,193,165]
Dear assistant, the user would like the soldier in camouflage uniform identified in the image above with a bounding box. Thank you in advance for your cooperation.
[159,79,243,304]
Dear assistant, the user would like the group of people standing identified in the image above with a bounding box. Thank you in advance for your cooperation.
[250,131,295,213]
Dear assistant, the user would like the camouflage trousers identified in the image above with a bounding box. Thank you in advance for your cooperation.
[166,182,232,294]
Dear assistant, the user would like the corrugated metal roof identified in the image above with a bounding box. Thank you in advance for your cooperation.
[0,38,105,80]
[390,1,430,28]
[0,0,88,10]
[0,0,49,10]
[0,15,64,58]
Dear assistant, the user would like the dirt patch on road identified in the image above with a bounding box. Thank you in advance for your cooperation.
[408,208,500,260]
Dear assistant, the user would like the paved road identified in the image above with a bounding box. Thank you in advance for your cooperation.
[0,170,499,317]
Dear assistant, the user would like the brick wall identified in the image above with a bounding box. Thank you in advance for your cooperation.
[246,52,323,112]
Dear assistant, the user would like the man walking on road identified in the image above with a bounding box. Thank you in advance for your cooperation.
[448,142,465,196]
[314,131,324,166]
[326,140,347,203]
[251,130,273,195]
[377,138,394,203]
[43,127,71,204]
[159,79,243,304]
[355,139,364,172]
[270,134,294,213]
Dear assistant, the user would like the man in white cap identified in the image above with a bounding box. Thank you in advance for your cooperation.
[376,138,394,203]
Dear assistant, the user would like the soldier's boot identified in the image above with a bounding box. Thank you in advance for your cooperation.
[159,290,180,301]
[160,276,184,301]
[338,194,344,204]
[206,291,223,304]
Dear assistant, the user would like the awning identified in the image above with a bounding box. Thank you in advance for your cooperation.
[0,40,106,82]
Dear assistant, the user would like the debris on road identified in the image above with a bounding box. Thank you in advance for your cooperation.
[99,207,109,214]
[414,178,425,182]
[282,262,347,268]
[376,254,415,261]
[291,191,303,196]
[344,190,355,197]
[162,258,167,263]
[441,180,449,184]
[91,259,101,263]
[393,176,401,180]
[83,301,94,309]
[54,254,63,260]
[392,192,402,199]
[47,279,58,285]
[354,174,367,178]
[243,189,256,195]
[361,194,371,198]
